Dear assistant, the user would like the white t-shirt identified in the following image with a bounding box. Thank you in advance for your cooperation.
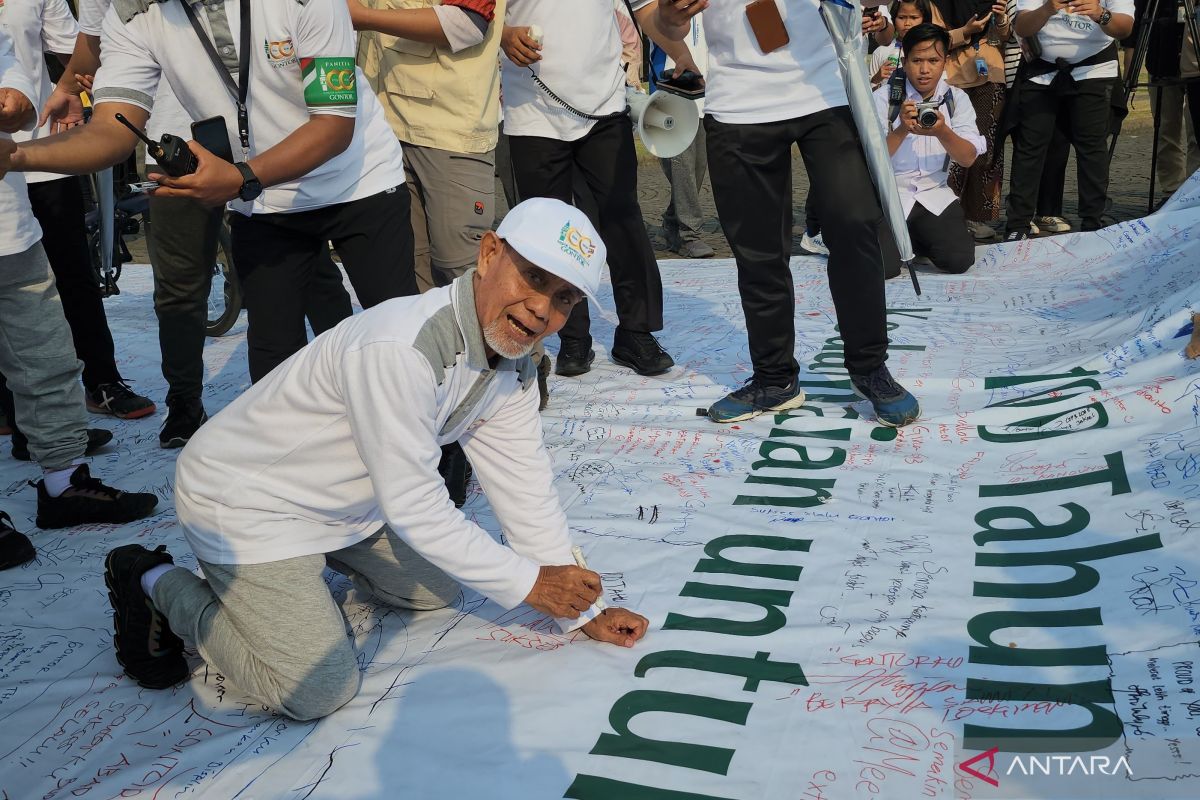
[92,0,406,215]
[176,274,599,632]
[0,0,79,184]
[870,41,900,80]
[0,26,42,256]
[873,76,986,216]
[501,0,652,141]
[1016,0,1134,84]
[701,0,849,124]
[77,0,193,168]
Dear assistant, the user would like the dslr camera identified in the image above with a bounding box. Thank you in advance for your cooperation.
[914,99,942,128]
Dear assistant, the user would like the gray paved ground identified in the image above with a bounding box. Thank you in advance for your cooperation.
[127,115,1164,265]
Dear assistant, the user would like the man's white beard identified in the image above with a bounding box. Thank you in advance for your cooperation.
[483,319,536,359]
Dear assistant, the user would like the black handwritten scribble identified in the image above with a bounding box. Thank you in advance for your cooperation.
[295,742,360,799]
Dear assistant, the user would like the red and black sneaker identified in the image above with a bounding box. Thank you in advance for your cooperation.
[34,464,159,529]
[86,381,157,420]
[104,544,189,689]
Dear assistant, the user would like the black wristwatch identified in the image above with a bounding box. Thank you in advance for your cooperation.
[234,162,263,202]
[1098,8,1112,26]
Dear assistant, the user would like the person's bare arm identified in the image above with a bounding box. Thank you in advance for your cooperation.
[153,114,356,207]
[1015,0,1066,38]
[41,32,100,130]
[1067,0,1133,39]
[12,100,142,174]
[640,0,709,42]
[346,0,450,47]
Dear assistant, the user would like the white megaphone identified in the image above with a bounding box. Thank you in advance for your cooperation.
[626,86,699,159]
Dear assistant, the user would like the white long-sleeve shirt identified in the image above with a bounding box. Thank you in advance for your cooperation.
[176,273,591,623]
[1,0,79,184]
[0,26,42,257]
[873,76,986,217]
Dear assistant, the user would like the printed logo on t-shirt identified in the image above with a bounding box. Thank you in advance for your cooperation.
[264,38,298,68]
[558,222,596,267]
[1051,12,1097,33]
[301,57,357,106]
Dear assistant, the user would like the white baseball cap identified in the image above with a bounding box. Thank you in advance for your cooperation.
[495,198,606,302]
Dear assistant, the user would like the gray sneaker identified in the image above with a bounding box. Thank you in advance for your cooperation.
[965,220,998,241]
[676,240,715,258]
[1033,215,1071,233]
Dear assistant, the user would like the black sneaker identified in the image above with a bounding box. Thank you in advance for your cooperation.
[11,427,114,461]
[0,511,35,571]
[708,378,807,423]
[611,329,674,376]
[438,443,472,508]
[555,338,595,377]
[86,380,156,420]
[104,544,189,689]
[850,365,921,427]
[159,399,208,449]
[536,354,552,411]
[1004,229,1030,242]
[35,464,159,529]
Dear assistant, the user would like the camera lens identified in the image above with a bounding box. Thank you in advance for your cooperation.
[918,109,938,128]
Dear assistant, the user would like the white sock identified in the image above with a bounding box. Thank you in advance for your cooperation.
[42,462,83,498]
[140,563,174,598]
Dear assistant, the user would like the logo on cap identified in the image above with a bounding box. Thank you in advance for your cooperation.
[558,222,596,268]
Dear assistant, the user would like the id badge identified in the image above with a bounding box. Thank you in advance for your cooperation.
[975,56,989,78]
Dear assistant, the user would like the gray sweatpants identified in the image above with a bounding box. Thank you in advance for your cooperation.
[0,243,88,469]
[659,124,708,247]
[154,526,461,720]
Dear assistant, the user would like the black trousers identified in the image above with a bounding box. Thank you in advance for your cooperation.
[230,186,415,382]
[147,196,357,403]
[1007,78,1113,233]
[906,200,975,274]
[508,113,664,345]
[705,106,890,384]
[26,177,121,389]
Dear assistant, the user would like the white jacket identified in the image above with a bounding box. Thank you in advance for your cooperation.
[176,273,578,614]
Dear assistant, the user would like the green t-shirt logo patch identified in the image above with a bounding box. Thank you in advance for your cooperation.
[301,57,357,106]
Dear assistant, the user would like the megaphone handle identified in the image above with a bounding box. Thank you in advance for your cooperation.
[906,260,922,296]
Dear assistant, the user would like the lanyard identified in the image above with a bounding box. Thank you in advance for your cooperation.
[179,0,251,156]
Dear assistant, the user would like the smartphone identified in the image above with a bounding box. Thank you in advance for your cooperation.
[190,116,235,163]
[746,0,789,54]
[128,180,160,193]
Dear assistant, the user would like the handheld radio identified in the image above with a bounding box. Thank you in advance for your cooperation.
[114,113,198,177]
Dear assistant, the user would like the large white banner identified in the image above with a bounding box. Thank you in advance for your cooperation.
[3,176,1200,799]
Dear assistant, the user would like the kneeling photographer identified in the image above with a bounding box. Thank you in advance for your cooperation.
[877,23,985,275]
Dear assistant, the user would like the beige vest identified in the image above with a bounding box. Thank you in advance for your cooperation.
[357,0,505,154]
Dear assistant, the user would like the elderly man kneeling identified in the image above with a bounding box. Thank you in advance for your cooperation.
[103,198,648,720]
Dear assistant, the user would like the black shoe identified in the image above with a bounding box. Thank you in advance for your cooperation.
[536,354,551,411]
[610,329,674,376]
[104,544,189,689]
[34,464,159,529]
[0,511,35,570]
[11,427,113,462]
[1004,229,1030,242]
[555,338,595,377]
[438,443,472,508]
[86,380,156,420]
[159,399,208,449]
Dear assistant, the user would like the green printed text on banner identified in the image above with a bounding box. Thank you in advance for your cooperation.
[301,57,357,107]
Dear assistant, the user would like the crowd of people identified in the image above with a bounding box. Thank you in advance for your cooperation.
[0,0,1189,721]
